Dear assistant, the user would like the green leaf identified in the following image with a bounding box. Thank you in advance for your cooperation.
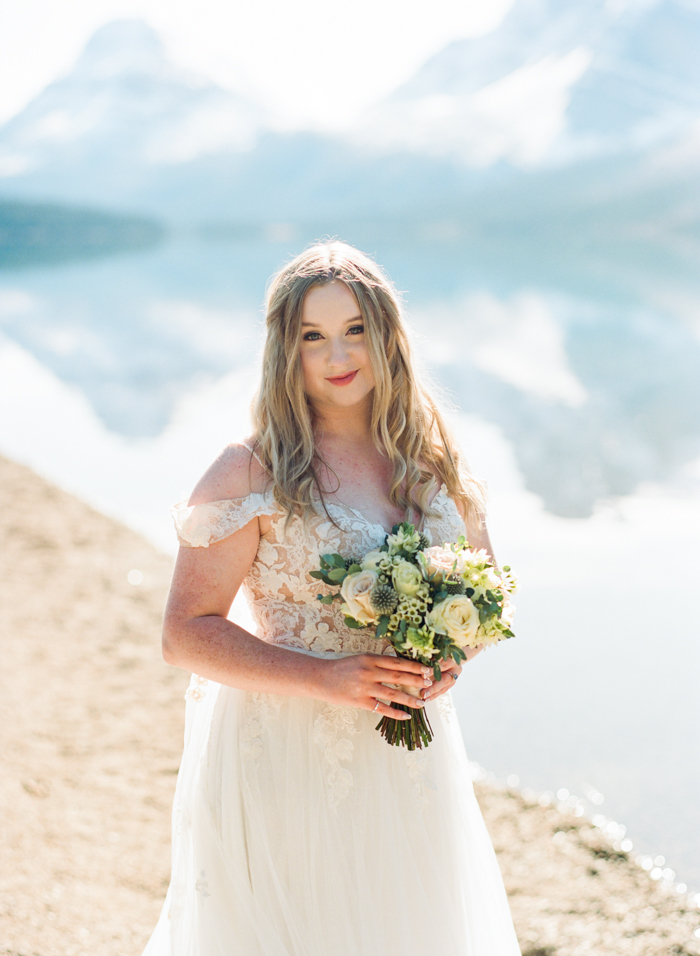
[318,594,335,605]
[321,553,345,569]
[328,567,348,583]
[376,616,389,638]
[309,569,328,581]
[347,563,362,574]
[344,615,366,629]
[433,663,442,681]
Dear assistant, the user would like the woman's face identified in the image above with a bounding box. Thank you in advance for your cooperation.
[299,280,376,413]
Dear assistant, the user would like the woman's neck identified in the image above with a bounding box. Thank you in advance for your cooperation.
[311,397,374,447]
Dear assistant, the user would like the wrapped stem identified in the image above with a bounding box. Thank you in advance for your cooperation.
[375,704,434,750]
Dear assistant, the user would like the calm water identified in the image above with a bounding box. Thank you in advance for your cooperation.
[1,231,699,886]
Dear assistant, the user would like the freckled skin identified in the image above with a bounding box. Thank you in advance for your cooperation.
[162,281,489,714]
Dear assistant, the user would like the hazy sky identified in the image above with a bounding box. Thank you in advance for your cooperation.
[0,0,514,130]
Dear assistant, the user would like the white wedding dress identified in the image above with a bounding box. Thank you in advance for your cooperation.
[143,484,521,956]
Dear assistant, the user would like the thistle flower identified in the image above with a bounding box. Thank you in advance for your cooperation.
[370,583,399,615]
[444,577,466,595]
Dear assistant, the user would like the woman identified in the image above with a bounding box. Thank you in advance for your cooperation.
[143,242,521,955]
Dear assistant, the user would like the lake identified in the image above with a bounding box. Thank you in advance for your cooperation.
[1,228,699,887]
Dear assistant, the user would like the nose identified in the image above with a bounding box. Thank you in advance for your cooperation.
[327,334,350,368]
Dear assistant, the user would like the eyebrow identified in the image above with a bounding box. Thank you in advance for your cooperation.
[301,315,363,328]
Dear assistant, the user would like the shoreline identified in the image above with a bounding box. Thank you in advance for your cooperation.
[1,453,698,956]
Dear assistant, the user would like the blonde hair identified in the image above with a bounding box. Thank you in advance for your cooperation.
[251,240,485,527]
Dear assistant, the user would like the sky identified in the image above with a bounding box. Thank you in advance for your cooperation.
[0,0,513,131]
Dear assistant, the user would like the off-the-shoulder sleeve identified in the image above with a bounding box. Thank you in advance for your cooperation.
[171,493,279,548]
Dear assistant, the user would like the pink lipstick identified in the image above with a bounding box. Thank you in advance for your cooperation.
[326,370,358,386]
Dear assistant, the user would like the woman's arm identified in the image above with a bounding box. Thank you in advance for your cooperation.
[162,445,433,719]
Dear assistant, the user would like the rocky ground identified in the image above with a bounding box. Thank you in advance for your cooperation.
[0,454,698,956]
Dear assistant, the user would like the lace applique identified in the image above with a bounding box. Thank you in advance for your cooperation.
[171,485,466,657]
[240,692,283,759]
[436,692,456,722]
[312,705,360,807]
[172,493,278,548]
[404,748,431,808]
[195,871,211,898]
[185,674,209,703]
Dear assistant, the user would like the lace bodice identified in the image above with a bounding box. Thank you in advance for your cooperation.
[172,487,467,655]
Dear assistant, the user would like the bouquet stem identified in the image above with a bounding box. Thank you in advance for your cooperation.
[375,703,434,750]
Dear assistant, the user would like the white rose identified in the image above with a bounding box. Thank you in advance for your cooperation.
[361,550,386,571]
[422,545,464,582]
[340,569,379,625]
[392,560,423,597]
[426,595,481,648]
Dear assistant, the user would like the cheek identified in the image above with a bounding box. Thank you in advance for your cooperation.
[299,349,320,391]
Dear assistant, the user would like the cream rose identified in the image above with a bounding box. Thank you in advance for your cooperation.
[422,545,464,581]
[361,549,387,572]
[340,569,379,625]
[392,560,423,597]
[426,595,481,648]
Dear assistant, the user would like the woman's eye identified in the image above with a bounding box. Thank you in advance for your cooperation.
[303,331,322,341]
[348,325,365,336]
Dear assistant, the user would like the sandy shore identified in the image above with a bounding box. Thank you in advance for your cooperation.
[1,454,698,956]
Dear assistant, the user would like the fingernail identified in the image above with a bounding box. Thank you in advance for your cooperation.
[422,668,431,677]
[424,679,432,687]
[401,712,411,720]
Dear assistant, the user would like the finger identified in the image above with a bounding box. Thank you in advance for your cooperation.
[438,659,458,672]
[366,698,412,719]
[375,686,427,709]
[423,668,461,700]
[375,669,433,690]
[374,701,411,720]
[374,656,432,678]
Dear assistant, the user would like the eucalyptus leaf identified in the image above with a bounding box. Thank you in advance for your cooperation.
[344,615,365,630]
[376,616,389,638]
[328,567,348,583]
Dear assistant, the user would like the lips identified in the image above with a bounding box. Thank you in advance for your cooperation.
[326,370,359,386]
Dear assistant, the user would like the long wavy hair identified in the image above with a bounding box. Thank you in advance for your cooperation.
[250,240,486,527]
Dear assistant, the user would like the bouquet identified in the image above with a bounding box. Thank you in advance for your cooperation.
[312,522,516,750]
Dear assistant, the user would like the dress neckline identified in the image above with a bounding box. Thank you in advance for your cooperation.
[321,483,451,537]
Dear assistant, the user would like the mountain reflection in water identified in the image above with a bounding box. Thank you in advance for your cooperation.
[1,230,698,519]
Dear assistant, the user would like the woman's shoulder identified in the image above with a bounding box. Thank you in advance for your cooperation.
[188,438,270,507]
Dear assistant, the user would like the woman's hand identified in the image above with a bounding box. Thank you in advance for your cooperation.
[317,654,434,720]
[421,658,463,702]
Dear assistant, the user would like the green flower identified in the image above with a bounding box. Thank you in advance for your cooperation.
[399,625,437,660]
[387,524,422,554]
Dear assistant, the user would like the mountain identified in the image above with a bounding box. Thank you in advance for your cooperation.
[0,199,164,268]
[354,0,700,168]
[0,20,267,209]
[0,4,698,231]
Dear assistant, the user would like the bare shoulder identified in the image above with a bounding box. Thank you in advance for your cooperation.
[188,439,270,506]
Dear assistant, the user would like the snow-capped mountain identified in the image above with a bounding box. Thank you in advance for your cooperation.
[0,20,267,206]
[0,3,698,226]
[354,0,700,168]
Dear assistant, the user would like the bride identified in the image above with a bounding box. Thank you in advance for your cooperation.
[143,242,521,955]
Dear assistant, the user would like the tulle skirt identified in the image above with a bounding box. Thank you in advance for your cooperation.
[143,668,521,956]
